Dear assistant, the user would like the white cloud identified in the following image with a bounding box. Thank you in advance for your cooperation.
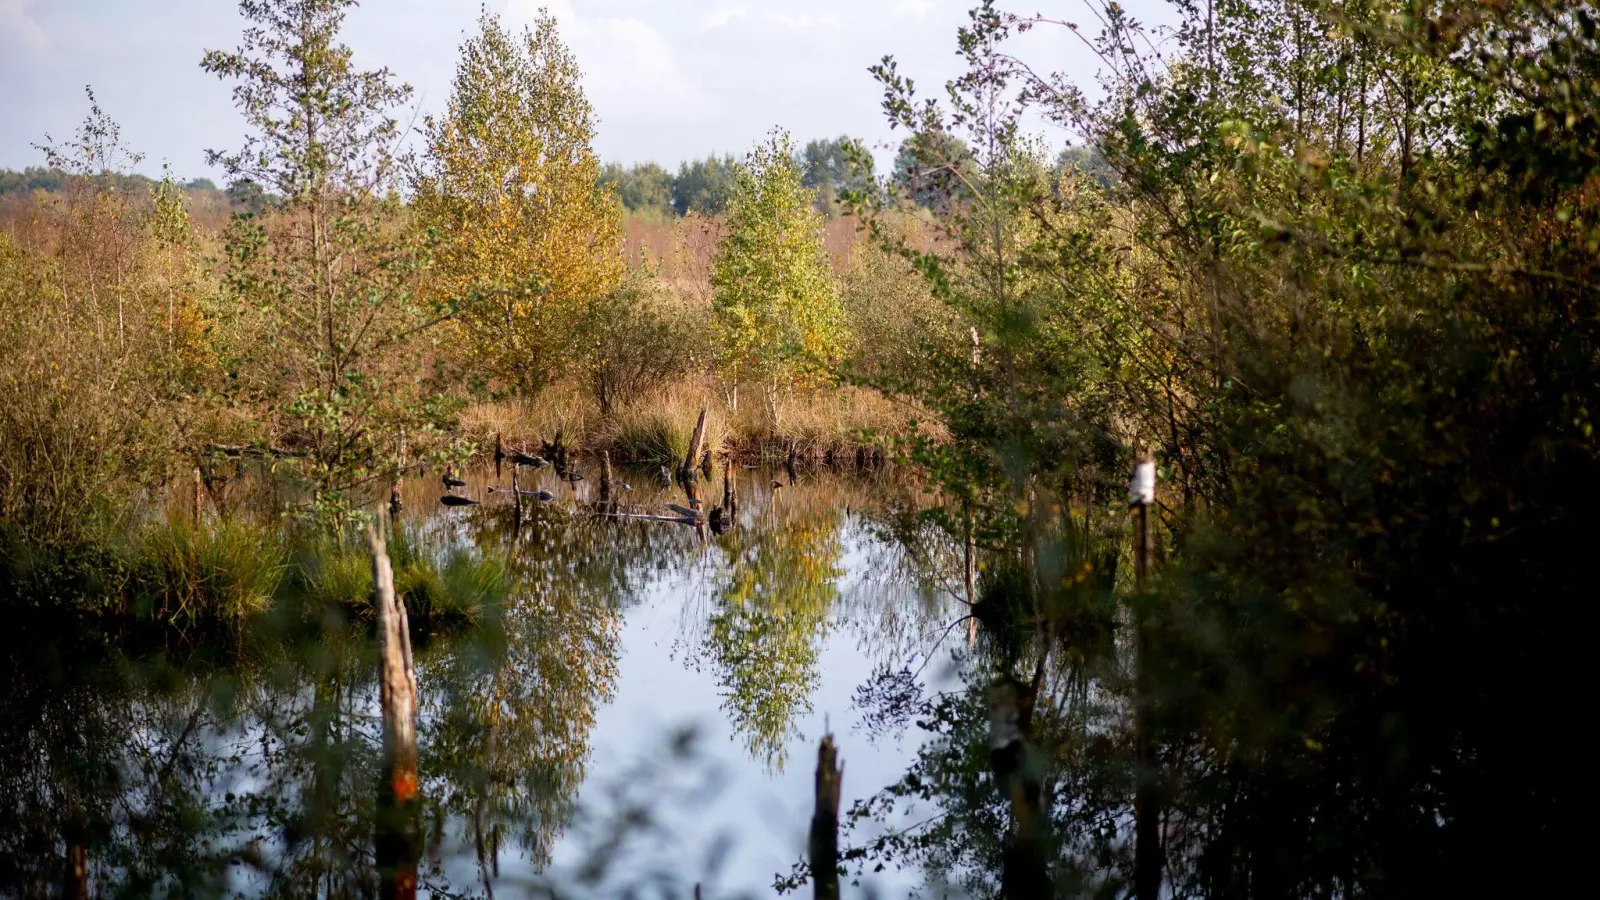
[0,0,47,52]
[893,0,938,17]
[700,7,747,31]
[501,0,710,122]
[771,13,843,33]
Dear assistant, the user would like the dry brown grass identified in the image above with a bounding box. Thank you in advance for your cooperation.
[458,374,929,465]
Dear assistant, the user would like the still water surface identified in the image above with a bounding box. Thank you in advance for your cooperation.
[1,465,966,897]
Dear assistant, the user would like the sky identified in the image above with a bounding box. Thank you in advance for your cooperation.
[0,0,1176,182]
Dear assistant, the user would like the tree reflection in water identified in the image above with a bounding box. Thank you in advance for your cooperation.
[0,466,956,897]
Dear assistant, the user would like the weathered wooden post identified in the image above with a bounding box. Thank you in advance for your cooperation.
[722,457,737,514]
[369,525,421,899]
[599,450,614,514]
[786,441,799,484]
[494,431,504,480]
[809,735,843,900]
[683,405,708,481]
[511,459,524,523]
[1130,449,1160,900]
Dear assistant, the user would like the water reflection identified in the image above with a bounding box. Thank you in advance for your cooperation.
[703,495,843,771]
[0,465,956,896]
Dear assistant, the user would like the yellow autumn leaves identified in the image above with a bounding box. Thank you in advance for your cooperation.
[413,9,625,396]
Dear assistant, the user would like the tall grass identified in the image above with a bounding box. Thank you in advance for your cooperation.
[282,524,512,630]
[598,385,730,464]
[130,518,285,630]
[460,376,921,465]
[2,511,510,641]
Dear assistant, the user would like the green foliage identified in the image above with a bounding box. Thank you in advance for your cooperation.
[130,519,286,629]
[796,135,875,217]
[672,153,738,216]
[0,96,216,549]
[203,0,449,517]
[712,130,847,426]
[890,130,977,209]
[600,161,676,216]
[837,0,1600,895]
[575,269,702,414]
[706,507,842,770]
[284,524,510,629]
[602,140,873,219]
[839,212,956,379]
[414,8,625,399]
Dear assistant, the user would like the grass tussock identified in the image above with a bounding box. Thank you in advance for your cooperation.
[130,518,286,629]
[283,525,512,630]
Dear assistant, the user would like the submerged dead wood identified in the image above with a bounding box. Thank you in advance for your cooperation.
[369,526,421,899]
[200,442,308,459]
[810,735,843,900]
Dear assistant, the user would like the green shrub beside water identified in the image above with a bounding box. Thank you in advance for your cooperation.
[3,515,511,639]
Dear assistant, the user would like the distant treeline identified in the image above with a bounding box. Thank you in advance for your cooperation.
[0,166,276,215]
[602,137,1112,218]
[4,138,1112,222]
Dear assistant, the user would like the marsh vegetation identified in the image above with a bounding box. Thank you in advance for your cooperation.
[2,0,1595,896]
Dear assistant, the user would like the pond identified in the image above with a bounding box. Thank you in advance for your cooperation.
[0,464,971,898]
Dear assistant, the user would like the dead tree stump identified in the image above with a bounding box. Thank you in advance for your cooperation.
[809,735,843,900]
[370,526,421,899]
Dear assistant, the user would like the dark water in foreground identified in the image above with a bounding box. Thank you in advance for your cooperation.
[0,466,965,897]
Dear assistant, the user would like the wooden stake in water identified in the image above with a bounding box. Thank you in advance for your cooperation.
[683,405,708,481]
[1131,450,1160,900]
[600,449,614,513]
[810,734,843,900]
[370,526,420,899]
[511,459,523,523]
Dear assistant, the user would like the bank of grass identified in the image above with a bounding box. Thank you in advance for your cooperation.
[459,376,926,466]
[1,513,511,640]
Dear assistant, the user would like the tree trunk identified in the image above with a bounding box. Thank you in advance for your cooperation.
[370,526,421,899]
